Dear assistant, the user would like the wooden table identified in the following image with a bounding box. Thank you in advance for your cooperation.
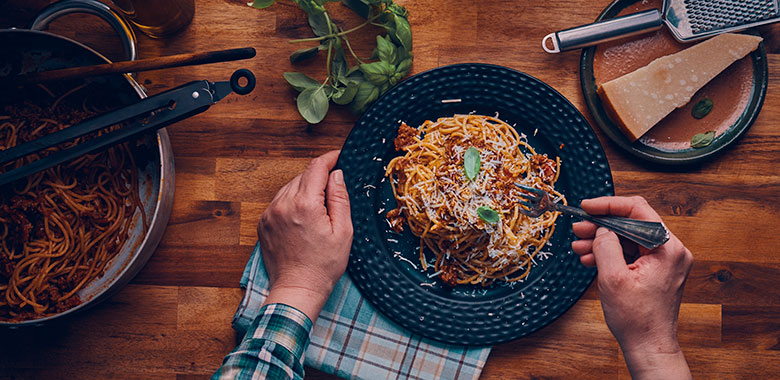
[2,0,780,378]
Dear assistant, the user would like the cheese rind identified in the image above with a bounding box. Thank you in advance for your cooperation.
[597,33,762,142]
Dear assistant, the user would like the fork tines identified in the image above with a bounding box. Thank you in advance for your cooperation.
[514,183,545,195]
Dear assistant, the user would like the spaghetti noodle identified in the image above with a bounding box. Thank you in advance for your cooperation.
[0,85,146,321]
[385,114,565,286]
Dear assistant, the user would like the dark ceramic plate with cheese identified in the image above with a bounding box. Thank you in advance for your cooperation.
[580,0,768,166]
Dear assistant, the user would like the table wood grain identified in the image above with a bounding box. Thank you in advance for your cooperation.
[2,0,780,379]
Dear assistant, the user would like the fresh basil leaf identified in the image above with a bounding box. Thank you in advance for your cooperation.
[283,72,321,92]
[692,98,713,119]
[350,81,379,113]
[464,146,480,180]
[395,57,412,76]
[690,131,715,148]
[393,15,412,51]
[340,0,369,18]
[333,80,359,105]
[297,0,326,15]
[249,0,275,9]
[297,87,330,124]
[388,72,402,86]
[477,206,500,224]
[380,13,396,35]
[331,40,348,79]
[388,3,407,17]
[359,61,394,86]
[376,35,396,64]
[289,46,320,63]
[308,12,331,36]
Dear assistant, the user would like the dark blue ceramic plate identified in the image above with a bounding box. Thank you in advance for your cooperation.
[338,63,613,345]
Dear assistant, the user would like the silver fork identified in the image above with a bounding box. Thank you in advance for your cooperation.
[515,184,670,250]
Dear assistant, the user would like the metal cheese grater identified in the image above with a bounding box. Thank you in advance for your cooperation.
[542,0,780,53]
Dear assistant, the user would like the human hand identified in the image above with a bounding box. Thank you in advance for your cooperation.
[571,196,693,380]
[258,150,353,321]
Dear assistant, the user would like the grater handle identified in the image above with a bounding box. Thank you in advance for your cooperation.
[543,9,663,53]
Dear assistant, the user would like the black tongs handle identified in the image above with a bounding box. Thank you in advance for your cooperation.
[0,69,256,187]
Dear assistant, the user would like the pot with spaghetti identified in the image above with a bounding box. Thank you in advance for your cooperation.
[0,29,174,325]
[385,114,564,287]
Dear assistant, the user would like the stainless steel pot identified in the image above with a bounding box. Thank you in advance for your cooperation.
[0,0,174,327]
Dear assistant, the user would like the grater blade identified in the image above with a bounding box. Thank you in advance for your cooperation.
[665,0,780,41]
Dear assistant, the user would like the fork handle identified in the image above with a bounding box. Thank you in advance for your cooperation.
[555,204,670,250]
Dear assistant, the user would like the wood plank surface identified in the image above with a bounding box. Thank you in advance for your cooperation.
[2,0,780,379]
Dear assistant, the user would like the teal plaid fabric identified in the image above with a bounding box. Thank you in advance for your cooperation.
[231,242,492,380]
[212,303,312,380]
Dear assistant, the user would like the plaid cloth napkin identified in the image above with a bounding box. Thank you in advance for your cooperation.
[232,242,492,380]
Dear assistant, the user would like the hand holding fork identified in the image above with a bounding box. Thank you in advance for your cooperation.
[515,184,670,250]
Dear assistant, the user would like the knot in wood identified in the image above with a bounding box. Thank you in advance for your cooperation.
[716,269,732,283]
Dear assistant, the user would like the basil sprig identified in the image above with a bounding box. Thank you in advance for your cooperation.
[477,206,500,224]
[250,0,414,124]
[463,147,480,180]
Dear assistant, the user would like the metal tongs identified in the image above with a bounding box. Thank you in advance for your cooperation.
[0,69,256,187]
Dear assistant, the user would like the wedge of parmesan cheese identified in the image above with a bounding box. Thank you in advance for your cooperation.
[597,33,762,142]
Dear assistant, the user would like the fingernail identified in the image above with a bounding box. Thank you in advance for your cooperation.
[333,170,344,185]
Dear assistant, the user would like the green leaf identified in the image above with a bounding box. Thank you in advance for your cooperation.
[297,87,330,124]
[308,12,331,36]
[477,206,500,224]
[289,46,320,63]
[388,3,407,17]
[331,40,348,80]
[388,71,402,86]
[340,0,369,18]
[395,58,412,76]
[359,61,394,86]
[692,98,713,119]
[350,81,379,113]
[249,0,275,9]
[393,15,412,51]
[297,0,326,15]
[333,81,359,105]
[283,72,321,92]
[376,35,396,64]
[395,46,410,62]
[464,146,480,180]
[690,131,715,148]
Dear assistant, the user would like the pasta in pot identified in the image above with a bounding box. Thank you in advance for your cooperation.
[0,84,146,321]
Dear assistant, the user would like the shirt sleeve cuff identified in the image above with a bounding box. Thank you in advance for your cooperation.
[246,303,314,361]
